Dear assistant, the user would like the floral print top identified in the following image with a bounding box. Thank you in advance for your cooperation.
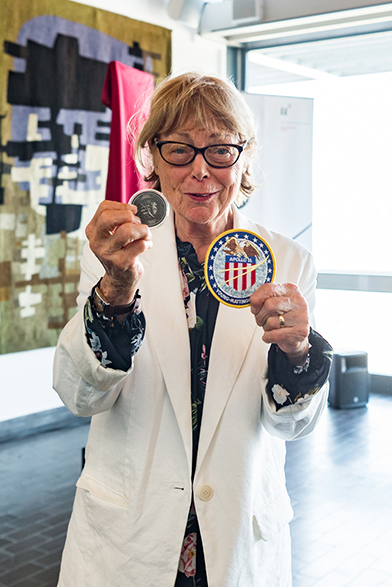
[84,291,145,371]
[84,238,333,587]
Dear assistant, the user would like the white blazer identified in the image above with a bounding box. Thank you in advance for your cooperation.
[53,206,328,587]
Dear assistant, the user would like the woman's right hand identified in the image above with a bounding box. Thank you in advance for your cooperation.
[85,200,152,305]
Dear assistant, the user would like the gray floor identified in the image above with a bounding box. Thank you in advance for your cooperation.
[287,394,392,586]
[0,394,392,586]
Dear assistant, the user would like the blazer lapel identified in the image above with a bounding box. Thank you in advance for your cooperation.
[196,303,258,470]
[139,210,193,469]
[195,207,262,471]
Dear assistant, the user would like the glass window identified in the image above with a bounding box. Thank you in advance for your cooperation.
[316,290,392,376]
[246,70,392,275]
[246,48,392,375]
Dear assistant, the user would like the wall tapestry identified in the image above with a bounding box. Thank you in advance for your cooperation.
[0,0,171,354]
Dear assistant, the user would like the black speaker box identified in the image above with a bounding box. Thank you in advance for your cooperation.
[328,351,370,409]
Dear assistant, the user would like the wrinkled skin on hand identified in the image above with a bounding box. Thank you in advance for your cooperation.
[86,200,153,305]
[250,282,310,365]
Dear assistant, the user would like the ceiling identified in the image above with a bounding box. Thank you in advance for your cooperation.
[246,30,392,85]
[199,1,392,84]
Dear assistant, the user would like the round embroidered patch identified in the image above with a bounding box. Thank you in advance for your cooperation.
[204,229,276,308]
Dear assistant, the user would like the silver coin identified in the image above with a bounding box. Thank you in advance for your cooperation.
[129,189,169,228]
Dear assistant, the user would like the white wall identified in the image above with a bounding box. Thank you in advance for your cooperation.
[1,0,226,423]
[0,347,61,421]
[70,0,227,75]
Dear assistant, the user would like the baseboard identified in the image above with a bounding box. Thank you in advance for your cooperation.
[0,407,90,444]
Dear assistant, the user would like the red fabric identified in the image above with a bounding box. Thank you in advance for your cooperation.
[101,61,154,203]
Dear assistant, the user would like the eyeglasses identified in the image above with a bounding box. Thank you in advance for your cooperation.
[154,140,247,168]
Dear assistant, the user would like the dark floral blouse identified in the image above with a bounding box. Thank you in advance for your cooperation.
[84,238,333,587]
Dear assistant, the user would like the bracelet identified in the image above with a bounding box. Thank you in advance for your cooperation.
[92,280,140,318]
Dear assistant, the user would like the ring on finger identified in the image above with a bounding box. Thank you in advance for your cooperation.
[278,314,285,328]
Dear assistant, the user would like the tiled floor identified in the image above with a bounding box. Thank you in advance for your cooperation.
[288,394,392,586]
[1,394,392,586]
[0,423,89,587]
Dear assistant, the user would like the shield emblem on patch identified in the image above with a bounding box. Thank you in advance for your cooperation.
[224,256,257,291]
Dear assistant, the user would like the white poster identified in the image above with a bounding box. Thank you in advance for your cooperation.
[240,93,313,251]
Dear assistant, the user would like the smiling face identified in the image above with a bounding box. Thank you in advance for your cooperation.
[153,125,248,243]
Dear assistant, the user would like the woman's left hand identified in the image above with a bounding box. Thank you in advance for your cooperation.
[250,282,310,365]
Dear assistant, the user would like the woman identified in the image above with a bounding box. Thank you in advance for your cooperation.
[54,72,332,587]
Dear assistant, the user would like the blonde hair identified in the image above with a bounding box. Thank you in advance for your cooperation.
[129,72,258,206]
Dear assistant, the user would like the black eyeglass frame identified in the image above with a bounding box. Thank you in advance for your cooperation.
[154,139,247,168]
